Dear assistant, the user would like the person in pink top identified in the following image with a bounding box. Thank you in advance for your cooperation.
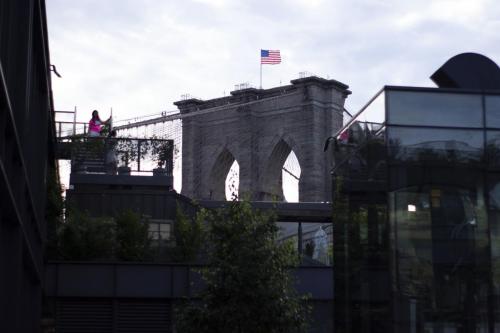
[88,110,111,136]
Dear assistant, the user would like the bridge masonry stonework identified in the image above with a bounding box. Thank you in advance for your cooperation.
[176,76,351,202]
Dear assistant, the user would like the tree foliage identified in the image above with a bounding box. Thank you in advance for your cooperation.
[115,210,151,261]
[57,209,150,261]
[171,203,205,262]
[58,209,115,260]
[176,200,310,333]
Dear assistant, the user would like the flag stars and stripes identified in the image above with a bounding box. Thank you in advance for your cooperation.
[261,49,281,64]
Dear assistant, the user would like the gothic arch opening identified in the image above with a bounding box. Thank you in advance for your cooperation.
[261,139,301,202]
[225,160,239,200]
[208,148,238,200]
[282,151,301,202]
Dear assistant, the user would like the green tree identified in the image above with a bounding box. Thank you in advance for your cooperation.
[171,203,205,262]
[58,209,115,260]
[176,200,310,333]
[115,210,151,261]
[58,209,152,261]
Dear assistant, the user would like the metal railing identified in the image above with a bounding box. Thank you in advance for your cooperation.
[333,87,385,140]
[68,137,174,176]
[55,108,114,138]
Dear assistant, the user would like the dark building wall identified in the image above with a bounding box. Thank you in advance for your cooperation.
[60,188,334,332]
[45,262,333,333]
[66,175,193,220]
[0,0,55,332]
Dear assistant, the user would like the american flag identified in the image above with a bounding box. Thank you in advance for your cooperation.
[261,49,281,64]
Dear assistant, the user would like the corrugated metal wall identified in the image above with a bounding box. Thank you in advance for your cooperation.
[56,298,172,333]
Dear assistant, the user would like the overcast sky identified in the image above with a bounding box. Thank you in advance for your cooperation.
[47,0,500,123]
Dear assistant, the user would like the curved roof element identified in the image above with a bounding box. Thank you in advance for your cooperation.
[431,52,500,90]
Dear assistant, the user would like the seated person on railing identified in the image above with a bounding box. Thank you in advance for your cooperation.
[88,110,111,137]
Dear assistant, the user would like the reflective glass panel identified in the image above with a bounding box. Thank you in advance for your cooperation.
[276,221,332,266]
[300,222,332,266]
[486,131,500,168]
[387,90,483,127]
[390,184,490,332]
[485,95,500,128]
[387,127,484,163]
[487,175,500,327]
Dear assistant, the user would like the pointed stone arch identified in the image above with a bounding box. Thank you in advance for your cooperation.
[207,147,237,200]
[179,76,350,202]
[259,137,303,201]
[266,133,305,166]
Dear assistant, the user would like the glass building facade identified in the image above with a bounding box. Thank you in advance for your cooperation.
[331,86,500,333]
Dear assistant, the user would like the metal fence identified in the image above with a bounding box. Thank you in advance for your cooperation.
[67,137,175,175]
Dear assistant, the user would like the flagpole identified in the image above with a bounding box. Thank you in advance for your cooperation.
[260,62,262,89]
[260,48,262,89]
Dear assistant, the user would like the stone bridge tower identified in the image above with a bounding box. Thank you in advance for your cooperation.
[176,76,350,202]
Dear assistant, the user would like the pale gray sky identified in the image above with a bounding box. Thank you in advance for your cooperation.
[47,0,500,123]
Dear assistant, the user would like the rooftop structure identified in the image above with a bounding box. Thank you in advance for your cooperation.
[327,53,500,332]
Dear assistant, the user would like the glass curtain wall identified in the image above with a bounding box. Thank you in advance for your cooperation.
[332,87,500,333]
[332,89,390,333]
[386,88,496,333]
[487,95,500,333]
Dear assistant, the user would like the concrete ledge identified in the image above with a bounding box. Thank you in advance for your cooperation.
[70,173,173,187]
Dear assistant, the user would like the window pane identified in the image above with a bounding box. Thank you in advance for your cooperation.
[159,224,170,232]
[301,222,332,266]
[387,127,484,163]
[487,175,500,326]
[155,223,170,240]
[390,188,433,298]
[486,95,500,128]
[276,221,332,266]
[148,223,159,240]
[390,185,490,330]
[487,131,500,168]
[387,90,483,127]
